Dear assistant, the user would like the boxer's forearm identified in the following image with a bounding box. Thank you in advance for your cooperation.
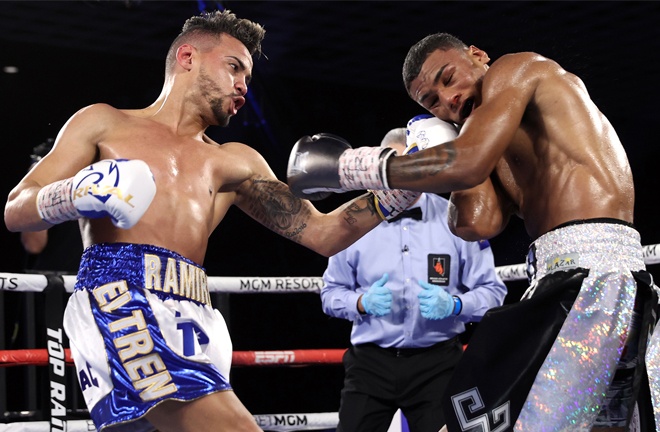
[5,183,53,232]
[308,193,383,257]
[448,175,516,241]
[386,142,483,194]
[21,229,48,254]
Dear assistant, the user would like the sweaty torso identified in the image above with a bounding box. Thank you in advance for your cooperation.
[81,106,250,264]
[488,54,634,239]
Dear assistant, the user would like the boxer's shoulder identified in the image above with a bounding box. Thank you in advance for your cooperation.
[213,141,275,176]
[74,103,124,120]
[217,140,263,157]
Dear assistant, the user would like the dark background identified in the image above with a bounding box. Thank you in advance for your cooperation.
[1,0,659,419]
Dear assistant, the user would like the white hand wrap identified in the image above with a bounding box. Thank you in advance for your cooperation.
[338,146,396,191]
[371,139,422,220]
[373,189,421,220]
[36,178,79,224]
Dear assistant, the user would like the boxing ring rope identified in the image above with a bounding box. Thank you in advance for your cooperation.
[1,243,659,294]
[0,414,341,432]
[0,348,346,368]
[1,242,659,431]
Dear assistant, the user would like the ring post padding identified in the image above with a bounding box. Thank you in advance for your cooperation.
[43,275,67,429]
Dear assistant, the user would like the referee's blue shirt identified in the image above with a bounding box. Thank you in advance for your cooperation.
[321,193,507,348]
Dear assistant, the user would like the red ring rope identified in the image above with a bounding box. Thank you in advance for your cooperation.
[0,348,346,367]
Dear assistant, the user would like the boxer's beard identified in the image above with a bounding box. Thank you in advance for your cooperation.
[209,95,231,127]
[198,68,231,127]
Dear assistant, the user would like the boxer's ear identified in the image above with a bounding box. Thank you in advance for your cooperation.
[467,45,490,66]
[176,44,195,71]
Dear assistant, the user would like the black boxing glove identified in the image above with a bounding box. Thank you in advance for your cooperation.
[287,133,395,200]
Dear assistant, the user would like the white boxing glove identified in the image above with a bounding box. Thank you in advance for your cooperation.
[373,116,458,220]
[36,159,156,229]
[406,114,459,150]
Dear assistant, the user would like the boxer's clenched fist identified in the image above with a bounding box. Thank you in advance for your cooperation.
[37,159,156,229]
[406,114,459,150]
[287,133,396,199]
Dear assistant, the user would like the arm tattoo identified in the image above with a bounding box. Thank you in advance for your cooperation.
[246,178,311,238]
[431,141,457,172]
[342,194,378,225]
[397,142,457,181]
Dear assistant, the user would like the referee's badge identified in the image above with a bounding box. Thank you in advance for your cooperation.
[428,254,450,285]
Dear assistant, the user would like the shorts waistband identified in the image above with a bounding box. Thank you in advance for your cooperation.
[75,243,210,306]
[527,219,644,283]
[359,336,459,357]
[546,217,635,234]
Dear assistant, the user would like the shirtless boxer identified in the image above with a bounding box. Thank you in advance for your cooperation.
[2,10,411,432]
[287,33,658,431]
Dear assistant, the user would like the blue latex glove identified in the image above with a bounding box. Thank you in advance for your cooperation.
[361,273,393,316]
[417,280,460,320]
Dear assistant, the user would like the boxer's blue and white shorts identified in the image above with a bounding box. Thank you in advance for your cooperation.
[64,243,232,432]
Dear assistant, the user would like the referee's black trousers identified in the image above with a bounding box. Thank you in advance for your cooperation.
[337,337,463,432]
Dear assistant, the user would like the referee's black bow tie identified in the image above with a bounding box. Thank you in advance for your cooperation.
[388,207,423,223]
